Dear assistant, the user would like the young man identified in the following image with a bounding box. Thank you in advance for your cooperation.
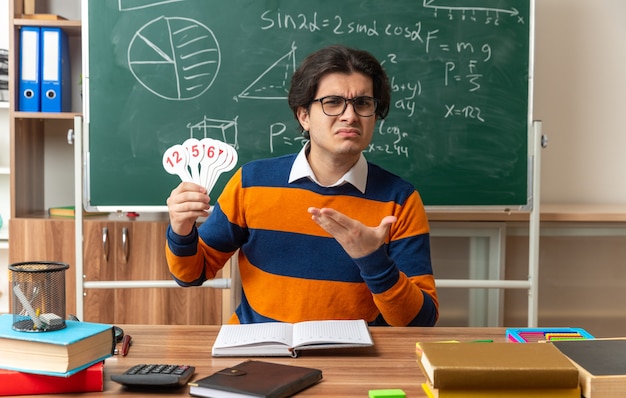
[166,45,438,326]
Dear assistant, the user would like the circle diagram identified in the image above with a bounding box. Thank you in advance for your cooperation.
[128,16,221,100]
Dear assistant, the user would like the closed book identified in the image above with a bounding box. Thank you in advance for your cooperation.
[421,381,581,398]
[0,361,104,396]
[553,338,626,398]
[416,341,579,390]
[0,314,114,377]
[188,360,322,398]
[212,319,373,357]
[48,205,109,218]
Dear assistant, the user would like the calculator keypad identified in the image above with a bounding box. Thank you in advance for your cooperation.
[111,364,195,387]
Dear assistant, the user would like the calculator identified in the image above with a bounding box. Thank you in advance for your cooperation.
[110,364,196,388]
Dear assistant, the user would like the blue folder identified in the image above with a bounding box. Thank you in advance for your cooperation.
[18,26,41,112]
[41,27,71,112]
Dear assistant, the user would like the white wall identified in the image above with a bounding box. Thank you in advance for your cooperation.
[535,0,626,204]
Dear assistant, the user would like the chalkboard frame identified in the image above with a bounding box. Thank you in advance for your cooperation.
[82,0,534,212]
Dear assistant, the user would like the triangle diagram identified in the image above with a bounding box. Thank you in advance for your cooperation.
[237,42,297,100]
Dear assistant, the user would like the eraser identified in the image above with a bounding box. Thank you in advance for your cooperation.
[40,313,63,326]
[368,389,406,398]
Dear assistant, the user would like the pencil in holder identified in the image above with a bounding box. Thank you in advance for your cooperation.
[9,261,69,332]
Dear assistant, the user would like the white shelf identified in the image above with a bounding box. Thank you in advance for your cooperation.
[0,167,9,175]
[0,103,8,109]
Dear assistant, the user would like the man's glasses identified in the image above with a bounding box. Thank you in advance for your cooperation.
[311,95,378,117]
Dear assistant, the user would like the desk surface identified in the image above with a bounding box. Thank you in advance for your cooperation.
[427,203,626,222]
[89,325,508,397]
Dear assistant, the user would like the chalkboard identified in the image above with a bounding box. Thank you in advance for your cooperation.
[84,0,532,210]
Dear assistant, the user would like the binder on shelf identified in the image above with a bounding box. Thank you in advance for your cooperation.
[41,27,71,112]
[18,26,41,112]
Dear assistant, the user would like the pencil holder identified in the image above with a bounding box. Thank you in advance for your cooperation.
[9,261,69,332]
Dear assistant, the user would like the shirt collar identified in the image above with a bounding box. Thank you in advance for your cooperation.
[288,144,368,193]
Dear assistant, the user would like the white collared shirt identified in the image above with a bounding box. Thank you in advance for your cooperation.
[288,144,368,193]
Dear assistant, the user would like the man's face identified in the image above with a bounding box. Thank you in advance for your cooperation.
[297,72,377,161]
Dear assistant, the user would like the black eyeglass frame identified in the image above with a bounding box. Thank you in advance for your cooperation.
[310,95,379,117]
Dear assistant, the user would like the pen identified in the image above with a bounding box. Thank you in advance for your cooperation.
[121,334,132,356]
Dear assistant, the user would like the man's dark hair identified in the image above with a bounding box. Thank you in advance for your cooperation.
[288,45,391,134]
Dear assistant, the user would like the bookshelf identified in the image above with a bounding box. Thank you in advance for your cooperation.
[7,0,81,315]
[5,1,224,324]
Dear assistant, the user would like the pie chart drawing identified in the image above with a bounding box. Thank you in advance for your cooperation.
[128,16,221,100]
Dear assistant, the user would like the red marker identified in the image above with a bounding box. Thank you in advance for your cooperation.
[121,334,132,356]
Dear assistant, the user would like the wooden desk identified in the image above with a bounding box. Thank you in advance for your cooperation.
[427,203,626,222]
[96,325,508,397]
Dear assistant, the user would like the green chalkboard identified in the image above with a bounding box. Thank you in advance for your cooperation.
[85,0,532,210]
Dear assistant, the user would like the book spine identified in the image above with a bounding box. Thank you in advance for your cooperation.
[433,368,579,390]
[0,362,104,395]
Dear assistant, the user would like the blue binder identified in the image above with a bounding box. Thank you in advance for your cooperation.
[18,26,41,112]
[41,27,71,112]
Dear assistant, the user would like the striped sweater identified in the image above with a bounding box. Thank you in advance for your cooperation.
[166,154,438,326]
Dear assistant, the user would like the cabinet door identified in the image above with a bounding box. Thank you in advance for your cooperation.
[82,220,222,324]
[82,220,116,323]
[8,218,77,316]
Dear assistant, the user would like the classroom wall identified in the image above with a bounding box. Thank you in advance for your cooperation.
[530,0,626,336]
[503,231,626,337]
[13,1,626,332]
[435,0,626,335]
[38,1,81,209]
[37,0,626,206]
[37,0,626,207]
[535,0,626,204]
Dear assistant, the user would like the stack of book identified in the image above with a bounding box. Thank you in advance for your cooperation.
[416,341,581,398]
[0,314,114,395]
